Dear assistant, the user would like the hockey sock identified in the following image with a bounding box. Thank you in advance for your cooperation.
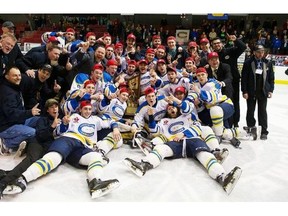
[97,132,123,154]
[23,152,62,183]
[145,145,173,168]
[210,106,224,136]
[196,151,225,179]
[201,126,219,150]
[79,152,104,182]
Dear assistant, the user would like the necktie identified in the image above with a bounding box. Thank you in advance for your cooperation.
[213,69,218,79]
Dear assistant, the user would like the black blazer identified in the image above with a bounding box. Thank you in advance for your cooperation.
[241,56,275,97]
[207,62,233,99]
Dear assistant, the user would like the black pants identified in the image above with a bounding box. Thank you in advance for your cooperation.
[231,81,240,127]
[246,94,268,135]
[0,138,47,185]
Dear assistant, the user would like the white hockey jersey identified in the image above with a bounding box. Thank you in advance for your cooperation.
[150,113,202,141]
[56,113,116,148]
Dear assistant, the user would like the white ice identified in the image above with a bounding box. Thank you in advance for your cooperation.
[1,84,287,214]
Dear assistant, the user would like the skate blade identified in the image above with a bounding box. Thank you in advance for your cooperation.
[123,159,144,177]
[134,138,150,156]
[224,168,242,195]
[139,143,151,156]
[91,181,120,199]
[3,185,23,195]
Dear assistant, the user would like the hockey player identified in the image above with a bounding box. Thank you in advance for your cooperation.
[105,87,132,131]
[131,86,169,134]
[124,104,242,195]
[4,101,123,199]
[157,65,191,97]
[137,59,162,96]
[190,67,241,148]
[62,79,104,115]
[173,86,229,163]
[70,63,105,93]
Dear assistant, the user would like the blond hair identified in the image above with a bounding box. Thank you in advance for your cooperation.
[1,32,17,42]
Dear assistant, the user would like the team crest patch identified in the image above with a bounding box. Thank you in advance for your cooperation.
[225,55,230,60]
[163,120,169,125]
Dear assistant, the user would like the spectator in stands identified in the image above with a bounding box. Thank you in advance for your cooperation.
[1,21,23,69]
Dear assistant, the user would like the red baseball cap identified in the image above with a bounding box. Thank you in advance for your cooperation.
[47,36,60,44]
[207,52,219,60]
[200,38,210,44]
[106,59,118,67]
[127,33,136,40]
[144,87,155,96]
[93,64,104,71]
[80,100,92,109]
[196,67,207,74]
[174,86,186,94]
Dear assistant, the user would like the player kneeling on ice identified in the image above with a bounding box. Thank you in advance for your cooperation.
[4,100,123,199]
[124,105,242,195]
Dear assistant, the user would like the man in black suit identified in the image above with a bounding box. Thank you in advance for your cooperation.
[206,51,233,100]
[211,36,246,127]
[241,45,275,140]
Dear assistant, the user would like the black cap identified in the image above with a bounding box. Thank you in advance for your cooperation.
[44,98,59,109]
[2,21,15,28]
[254,45,265,52]
[40,64,53,73]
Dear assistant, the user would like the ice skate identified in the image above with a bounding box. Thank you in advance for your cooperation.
[123,158,153,177]
[93,146,110,165]
[213,148,229,164]
[243,126,257,140]
[87,178,120,199]
[0,138,10,156]
[13,141,27,159]
[216,136,223,144]
[218,166,242,195]
[0,169,8,181]
[133,131,155,155]
[0,182,6,199]
[230,137,241,148]
[3,175,27,195]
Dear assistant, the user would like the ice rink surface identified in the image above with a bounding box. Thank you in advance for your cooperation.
[1,84,287,215]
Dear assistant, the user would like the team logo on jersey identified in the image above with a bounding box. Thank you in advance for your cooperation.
[163,120,169,125]
[225,55,230,60]
[78,123,95,137]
